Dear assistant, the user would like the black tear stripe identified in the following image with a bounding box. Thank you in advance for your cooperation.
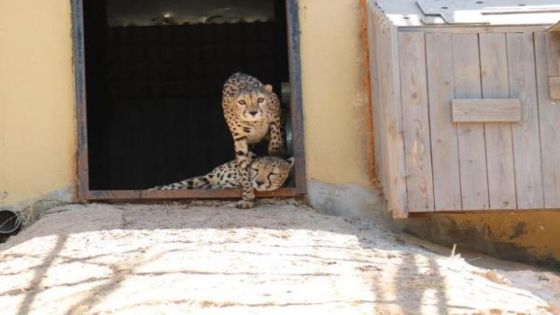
[234,136,247,141]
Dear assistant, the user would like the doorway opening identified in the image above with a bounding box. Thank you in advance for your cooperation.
[73,0,305,200]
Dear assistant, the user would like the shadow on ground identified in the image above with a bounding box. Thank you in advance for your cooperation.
[0,202,556,315]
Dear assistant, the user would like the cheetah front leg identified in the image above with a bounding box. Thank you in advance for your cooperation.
[233,139,255,209]
[267,120,285,157]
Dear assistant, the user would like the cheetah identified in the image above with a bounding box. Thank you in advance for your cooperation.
[151,156,294,192]
[222,72,285,208]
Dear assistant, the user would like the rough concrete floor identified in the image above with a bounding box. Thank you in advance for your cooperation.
[0,202,558,315]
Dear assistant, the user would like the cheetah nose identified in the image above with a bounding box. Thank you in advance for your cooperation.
[249,110,258,116]
[255,180,264,186]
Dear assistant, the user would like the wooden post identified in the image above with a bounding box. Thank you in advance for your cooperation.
[546,23,560,99]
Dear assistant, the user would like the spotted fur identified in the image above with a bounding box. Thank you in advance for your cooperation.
[151,157,294,192]
[222,72,285,208]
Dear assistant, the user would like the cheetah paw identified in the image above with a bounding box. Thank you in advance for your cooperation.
[235,200,254,209]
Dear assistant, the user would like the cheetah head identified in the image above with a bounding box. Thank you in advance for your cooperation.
[250,156,295,191]
[234,84,274,122]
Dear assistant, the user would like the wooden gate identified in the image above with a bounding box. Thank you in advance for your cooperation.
[366,0,560,217]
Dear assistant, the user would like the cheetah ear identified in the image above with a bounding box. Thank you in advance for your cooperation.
[286,157,295,168]
[263,84,273,93]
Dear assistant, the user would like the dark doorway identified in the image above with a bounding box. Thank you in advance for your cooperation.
[82,0,292,191]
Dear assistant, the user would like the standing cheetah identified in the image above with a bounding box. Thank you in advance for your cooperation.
[222,72,285,208]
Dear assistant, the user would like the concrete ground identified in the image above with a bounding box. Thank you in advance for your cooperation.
[0,201,558,315]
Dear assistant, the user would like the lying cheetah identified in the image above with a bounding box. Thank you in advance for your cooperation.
[151,156,294,192]
[222,72,285,208]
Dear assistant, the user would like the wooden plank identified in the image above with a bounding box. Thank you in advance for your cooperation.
[399,32,434,212]
[479,33,517,210]
[425,32,461,211]
[86,187,301,201]
[546,32,560,77]
[400,25,549,34]
[535,32,560,208]
[451,99,521,122]
[548,21,560,32]
[548,76,560,99]
[71,0,90,201]
[370,9,408,218]
[385,23,408,218]
[545,29,560,99]
[546,32,560,99]
[360,0,377,185]
[507,32,545,209]
[368,9,388,193]
[286,0,308,195]
[452,33,490,210]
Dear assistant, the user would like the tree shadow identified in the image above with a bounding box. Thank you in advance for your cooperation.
[0,203,551,314]
[353,232,453,314]
[63,250,166,315]
[15,235,67,315]
[394,252,450,315]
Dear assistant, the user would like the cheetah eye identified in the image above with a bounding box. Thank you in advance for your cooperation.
[257,97,265,103]
[238,100,246,105]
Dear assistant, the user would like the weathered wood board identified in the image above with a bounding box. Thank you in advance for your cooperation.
[507,32,545,209]
[453,33,490,211]
[367,6,408,218]
[546,32,560,99]
[548,76,560,99]
[425,32,461,211]
[479,33,517,210]
[451,99,521,123]
[536,32,560,208]
[399,32,434,212]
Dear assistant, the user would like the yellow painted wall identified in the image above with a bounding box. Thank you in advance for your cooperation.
[0,0,374,206]
[0,0,76,206]
[298,0,372,186]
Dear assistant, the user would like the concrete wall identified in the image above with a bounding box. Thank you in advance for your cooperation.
[0,0,557,267]
[0,0,76,208]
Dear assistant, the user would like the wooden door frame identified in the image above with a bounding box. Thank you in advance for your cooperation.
[71,0,306,201]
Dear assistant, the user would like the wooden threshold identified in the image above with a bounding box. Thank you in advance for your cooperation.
[84,187,301,201]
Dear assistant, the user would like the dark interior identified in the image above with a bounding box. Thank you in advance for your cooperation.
[84,0,290,190]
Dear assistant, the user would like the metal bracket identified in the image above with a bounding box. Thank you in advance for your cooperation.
[417,0,560,25]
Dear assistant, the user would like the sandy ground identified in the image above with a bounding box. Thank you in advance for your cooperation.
[0,202,558,315]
